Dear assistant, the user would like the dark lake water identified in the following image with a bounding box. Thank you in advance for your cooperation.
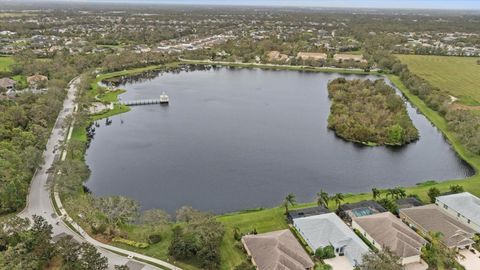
[85,67,473,214]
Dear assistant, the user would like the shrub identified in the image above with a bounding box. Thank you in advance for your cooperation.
[112,237,149,249]
[315,245,335,260]
[147,234,162,244]
[449,185,464,194]
[315,263,333,270]
[427,187,441,203]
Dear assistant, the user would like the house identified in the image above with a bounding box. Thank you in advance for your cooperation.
[293,213,370,268]
[296,52,327,61]
[241,229,315,270]
[333,54,367,63]
[27,74,48,88]
[337,200,386,224]
[400,204,475,249]
[0,77,16,91]
[352,212,427,266]
[267,50,289,62]
[396,197,423,209]
[436,192,480,233]
[287,206,330,223]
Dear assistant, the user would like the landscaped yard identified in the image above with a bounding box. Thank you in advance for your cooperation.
[397,55,480,105]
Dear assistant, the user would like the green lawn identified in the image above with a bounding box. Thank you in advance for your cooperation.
[0,56,14,72]
[396,55,480,105]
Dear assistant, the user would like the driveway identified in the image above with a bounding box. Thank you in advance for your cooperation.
[404,260,428,270]
[457,248,480,270]
[324,256,354,270]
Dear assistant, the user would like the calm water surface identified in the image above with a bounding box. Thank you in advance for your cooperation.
[85,67,473,213]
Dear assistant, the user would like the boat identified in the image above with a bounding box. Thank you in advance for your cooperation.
[160,91,169,104]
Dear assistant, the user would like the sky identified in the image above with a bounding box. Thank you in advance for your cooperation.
[58,0,480,10]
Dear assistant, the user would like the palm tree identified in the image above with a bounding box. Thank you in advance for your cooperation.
[385,188,396,199]
[283,193,296,214]
[317,189,330,208]
[331,193,344,208]
[397,187,407,199]
[372,188,380,200]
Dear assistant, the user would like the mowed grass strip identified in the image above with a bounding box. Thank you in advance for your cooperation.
[396,55,480,104]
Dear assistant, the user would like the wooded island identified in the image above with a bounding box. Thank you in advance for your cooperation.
[328,78,419,146]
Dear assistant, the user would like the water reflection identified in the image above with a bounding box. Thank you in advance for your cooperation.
[86,67,474,214]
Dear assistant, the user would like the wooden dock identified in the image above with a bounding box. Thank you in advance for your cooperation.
[121,99,167,106]
[120,93,169,106]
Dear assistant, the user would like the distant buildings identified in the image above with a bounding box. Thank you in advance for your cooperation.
[0,77,16,91]
[296,52,327,61]
[27,74,48,89]
[333,54,367,63]
[268,50,289,62]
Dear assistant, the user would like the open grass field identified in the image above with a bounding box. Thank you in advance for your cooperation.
[397,55,480,105]
[0,56,14,72]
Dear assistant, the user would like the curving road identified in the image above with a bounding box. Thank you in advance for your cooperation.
[19,77,180,270]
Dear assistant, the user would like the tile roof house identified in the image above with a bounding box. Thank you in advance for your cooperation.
[296,52,327,61]
[242,229,315,270]
[352,212,427,266]
[436,192,480,233]
[27,74,48,88]
[400,204,475,249]
[333,54,367,63]
[0,77,16,90]
[293,213,370,268]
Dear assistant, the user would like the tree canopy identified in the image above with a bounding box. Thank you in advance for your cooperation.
[327,78,419,146]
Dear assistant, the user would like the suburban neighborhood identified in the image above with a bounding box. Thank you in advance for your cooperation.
[240,192,480,270]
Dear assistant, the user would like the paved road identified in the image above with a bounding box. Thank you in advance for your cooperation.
[18,77,179,270]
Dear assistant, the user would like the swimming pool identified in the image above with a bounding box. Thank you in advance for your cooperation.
[352,207,374,217]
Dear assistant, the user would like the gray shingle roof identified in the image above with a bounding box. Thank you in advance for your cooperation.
[436,192,480,227]
[242,229,314,270]
[293,213,369,266]
[400,204,475,248]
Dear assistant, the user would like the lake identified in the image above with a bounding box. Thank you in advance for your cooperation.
[85,66,473,214]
